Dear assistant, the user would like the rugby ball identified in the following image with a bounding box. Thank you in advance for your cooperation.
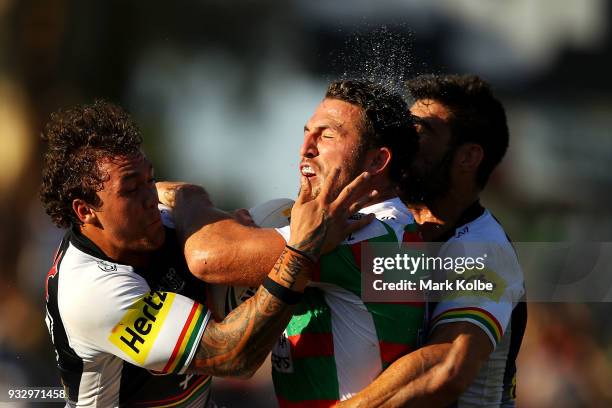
[207,198,294,321]
[249,197,294,228]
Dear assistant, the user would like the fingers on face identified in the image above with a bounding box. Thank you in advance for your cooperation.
[332,171,373,212]
[319,167,341,202]
[296,175,313,204]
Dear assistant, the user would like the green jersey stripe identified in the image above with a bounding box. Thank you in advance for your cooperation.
[272,198,427,404]
[318,220,398,298]
[285,289,332,337]
[365,302,424,344]
[273,356,340,401]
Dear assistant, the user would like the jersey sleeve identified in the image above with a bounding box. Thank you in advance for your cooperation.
[105,290,210,374]
[61,266,210,375]
[429,241,524,349]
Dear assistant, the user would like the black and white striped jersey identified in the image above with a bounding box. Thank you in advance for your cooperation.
[44,225,213,407]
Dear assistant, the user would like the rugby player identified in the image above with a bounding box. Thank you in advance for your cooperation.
[339,74,526,407]
[41,100,375,407]
[162,80,426,406]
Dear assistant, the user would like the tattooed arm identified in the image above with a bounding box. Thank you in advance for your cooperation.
[189,247,309,377]
[187,169,376,377]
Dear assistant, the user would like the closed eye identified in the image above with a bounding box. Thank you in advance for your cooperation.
[412,116,433,133]
[414,123,426,136]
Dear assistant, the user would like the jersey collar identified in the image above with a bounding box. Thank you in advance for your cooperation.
[68,227,116,263]
[436,200,485,242]
[359,197,412,224]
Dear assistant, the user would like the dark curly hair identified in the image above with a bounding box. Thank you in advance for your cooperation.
[406,74,509,188]
[325,80,418,196]
[40,100,143,228]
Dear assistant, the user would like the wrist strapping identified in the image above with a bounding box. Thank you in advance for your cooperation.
[263,276,303,305]
[285,244,316,263]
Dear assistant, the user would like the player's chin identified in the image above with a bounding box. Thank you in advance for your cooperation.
[307,177,322,196]
[309,185,322,200]
[144,227,166,250]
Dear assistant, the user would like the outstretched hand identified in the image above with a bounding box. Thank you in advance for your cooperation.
[287,168,377,262]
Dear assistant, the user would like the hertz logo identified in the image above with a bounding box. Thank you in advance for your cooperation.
[109,291,175,365]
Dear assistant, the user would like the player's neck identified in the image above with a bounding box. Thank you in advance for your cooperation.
[409,186,480,241]
[80,225,151,268]
[365,179,397,207]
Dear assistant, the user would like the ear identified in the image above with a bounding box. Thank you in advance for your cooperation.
[366,147,392,175]
[72,199,98,225]
[455,143,483,173]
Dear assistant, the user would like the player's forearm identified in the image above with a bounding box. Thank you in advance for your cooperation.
[342,322,495,408]
[339,343,466,408]
[188,247,310,377]
[173,189,285,286]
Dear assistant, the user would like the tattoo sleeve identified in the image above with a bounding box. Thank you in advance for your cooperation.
[188,247,311,377]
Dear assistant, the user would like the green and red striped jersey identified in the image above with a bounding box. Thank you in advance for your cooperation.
[272,198,425,407]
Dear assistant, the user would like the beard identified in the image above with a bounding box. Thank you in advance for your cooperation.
[401,147,454,205]
[302,146,366,201]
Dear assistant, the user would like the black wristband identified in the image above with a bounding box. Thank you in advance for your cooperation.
[263,276,303,305]
[285,244,316,263]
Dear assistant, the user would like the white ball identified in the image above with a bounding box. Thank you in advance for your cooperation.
[249,197,294,228]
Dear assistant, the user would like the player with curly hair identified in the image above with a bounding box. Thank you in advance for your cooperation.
[41,100,375,407]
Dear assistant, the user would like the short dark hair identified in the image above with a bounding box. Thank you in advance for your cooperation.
[40,100,143,228]
[406,74,509,188]
[325,80,418,193]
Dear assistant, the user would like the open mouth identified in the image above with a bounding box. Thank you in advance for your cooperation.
[300,163,316,177]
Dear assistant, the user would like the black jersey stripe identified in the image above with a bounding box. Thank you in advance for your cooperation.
[45,232,84,403]
[502,299,527,403]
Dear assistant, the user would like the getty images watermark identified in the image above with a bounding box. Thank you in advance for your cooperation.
[372,252,492,292]
[361,242,612,303]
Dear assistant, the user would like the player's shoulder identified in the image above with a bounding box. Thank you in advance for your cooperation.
[345,197,414,245]
[59,239,146,287]
[449,209,509,244]
[56,239,149,327]
[365,197,414,224]
[442,209,523,287]
[274,197,414,245]
[443,209,516,262]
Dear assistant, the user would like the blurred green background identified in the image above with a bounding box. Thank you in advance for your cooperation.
[1,0,612,406]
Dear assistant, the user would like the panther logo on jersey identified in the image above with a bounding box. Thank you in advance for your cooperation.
[159,267,185,292]
[97,260,117,272]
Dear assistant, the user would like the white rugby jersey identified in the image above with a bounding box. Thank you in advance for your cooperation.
[44,225,212,407]
[430,202,526,407]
